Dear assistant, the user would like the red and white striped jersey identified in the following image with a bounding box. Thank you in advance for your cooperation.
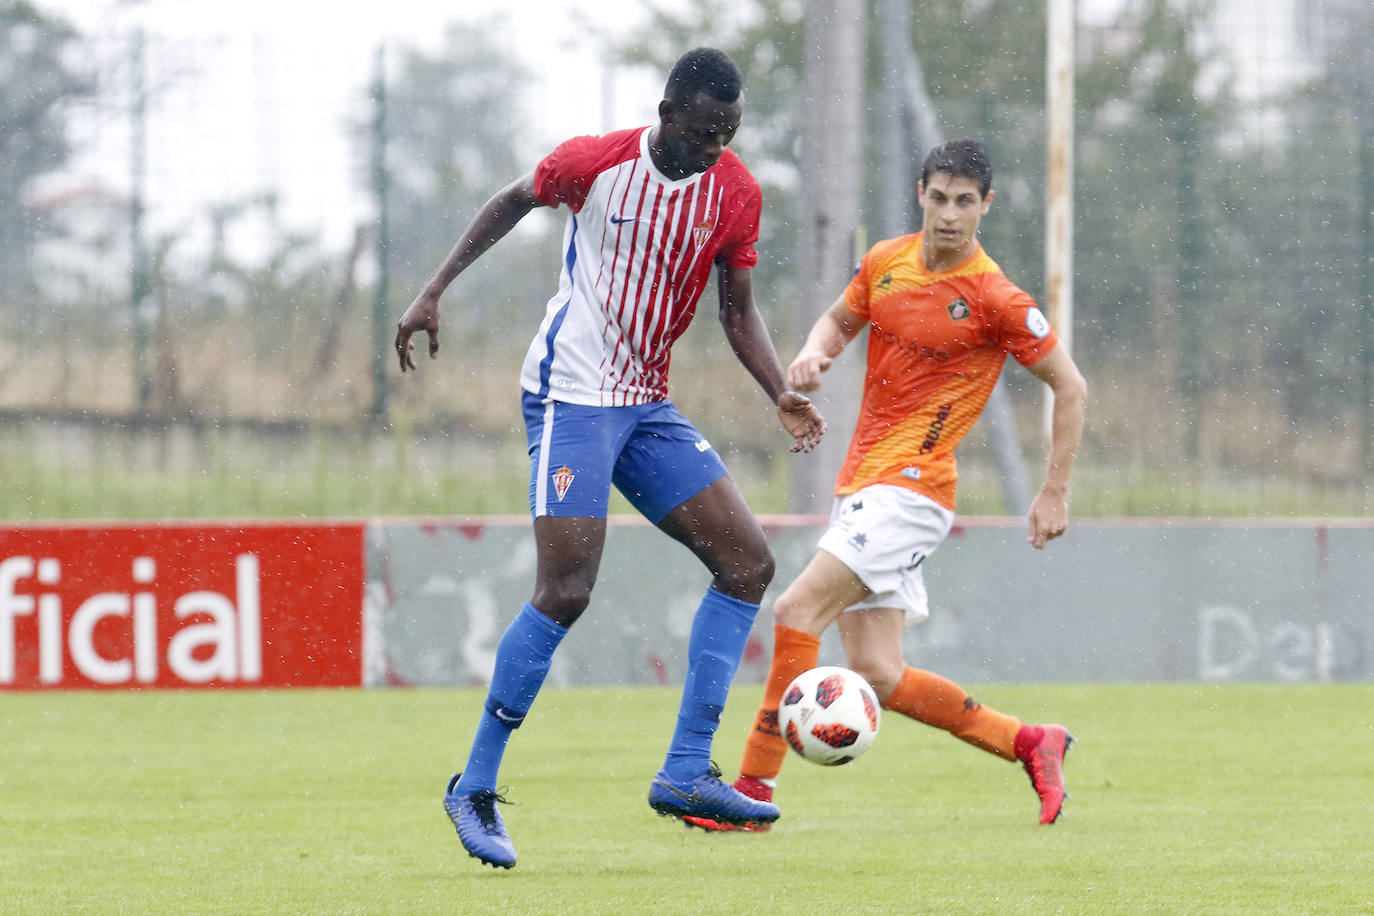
[519,126,761,406]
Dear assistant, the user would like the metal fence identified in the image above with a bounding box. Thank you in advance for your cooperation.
[3,0,1370,519]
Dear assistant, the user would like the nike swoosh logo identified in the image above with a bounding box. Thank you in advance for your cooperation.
[654,779,703,805]
[610,215,640,225]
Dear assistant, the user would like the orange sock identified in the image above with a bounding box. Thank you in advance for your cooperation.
[738,624,821,781]
[882,667,1022,761]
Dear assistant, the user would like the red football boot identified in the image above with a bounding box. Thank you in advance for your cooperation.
[1018,724,1073,824]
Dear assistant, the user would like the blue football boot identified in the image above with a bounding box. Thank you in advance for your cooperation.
[443,774,516,869]
[648,761,781,827]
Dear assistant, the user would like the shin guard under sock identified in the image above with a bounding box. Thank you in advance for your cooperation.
[661,589,760,784]
[738,624,821,781]
[455,602,568,794]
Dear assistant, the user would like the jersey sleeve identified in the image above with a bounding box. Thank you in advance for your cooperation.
[983,273,1059,366]
[532,135,602,212]
[715,172,761,270]
[841,254,872,320]
[842,236,905,321]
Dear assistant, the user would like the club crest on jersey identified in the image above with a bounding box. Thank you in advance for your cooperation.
[552,465,575,501]
[692,219,714,250]
[947,298,971,321]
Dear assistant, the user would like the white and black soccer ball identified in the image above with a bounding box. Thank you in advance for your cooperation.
[778,665,881,766]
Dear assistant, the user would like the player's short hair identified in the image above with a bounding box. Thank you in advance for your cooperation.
[664,47,742,105]
[921,139,993,197]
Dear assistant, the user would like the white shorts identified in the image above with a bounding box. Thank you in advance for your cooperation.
[816,484,955,626]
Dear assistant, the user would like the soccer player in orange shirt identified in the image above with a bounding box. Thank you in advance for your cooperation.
[689,138,1088,831]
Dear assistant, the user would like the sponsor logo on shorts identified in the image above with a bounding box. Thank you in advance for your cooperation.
[552,465,575,501]
[847,531,868,551]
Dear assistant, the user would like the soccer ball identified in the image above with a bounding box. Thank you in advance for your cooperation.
[778,666,881,766]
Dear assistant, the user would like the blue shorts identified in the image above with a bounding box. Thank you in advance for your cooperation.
[521,391,728,523]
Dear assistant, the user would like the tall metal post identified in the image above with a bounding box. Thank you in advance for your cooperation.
[368,44,390,424]
[791,0,867,514]
[1044,0,1075,448]
[130,28,152,410]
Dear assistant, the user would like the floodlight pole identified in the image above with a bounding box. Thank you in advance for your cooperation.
[1043,0,1075,441]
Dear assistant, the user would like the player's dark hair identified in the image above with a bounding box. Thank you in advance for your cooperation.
[920,139,993,197]
[664,47,742,105]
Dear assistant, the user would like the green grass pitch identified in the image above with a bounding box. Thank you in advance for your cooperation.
[4,683,1371,915]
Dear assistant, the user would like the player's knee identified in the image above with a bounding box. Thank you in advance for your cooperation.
[530,583,593,627]
[721,543,774,595]
[849,659,900,701]
[751,545,777,590]
[771,588,826,636]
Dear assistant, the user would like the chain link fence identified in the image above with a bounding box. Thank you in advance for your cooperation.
[2,0,1370,519]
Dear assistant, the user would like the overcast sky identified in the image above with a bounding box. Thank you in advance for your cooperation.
[31,0,668,255]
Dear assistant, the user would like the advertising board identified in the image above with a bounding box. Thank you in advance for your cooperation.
[0,523,365,689]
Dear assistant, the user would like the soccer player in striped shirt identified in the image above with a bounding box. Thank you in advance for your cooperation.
[690,139,1089,832]
[395,47,826,869]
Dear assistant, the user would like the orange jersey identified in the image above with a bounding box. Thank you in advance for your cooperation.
[834,232,1058,510]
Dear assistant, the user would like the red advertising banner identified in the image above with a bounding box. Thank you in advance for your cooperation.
[0,522,365,690]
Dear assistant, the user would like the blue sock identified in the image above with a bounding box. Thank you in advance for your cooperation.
[661,588,760,784]
[453,603,567,795]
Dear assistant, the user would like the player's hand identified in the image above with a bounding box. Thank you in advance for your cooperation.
[395,290,441,372]
[1027,486,1069,549]
[776,390,826,453]
[786,350,834,393]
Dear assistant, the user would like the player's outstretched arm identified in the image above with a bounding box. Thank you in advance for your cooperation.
[395,171,542,372]
[787,295,867,392]
[716,263,826,453]
[1024,343,1088,548]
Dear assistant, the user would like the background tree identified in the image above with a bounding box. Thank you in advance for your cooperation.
[1072,0,1228,457]
[0,0,93,302]
[1211,0,1373,477]
[363,21,561,346]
